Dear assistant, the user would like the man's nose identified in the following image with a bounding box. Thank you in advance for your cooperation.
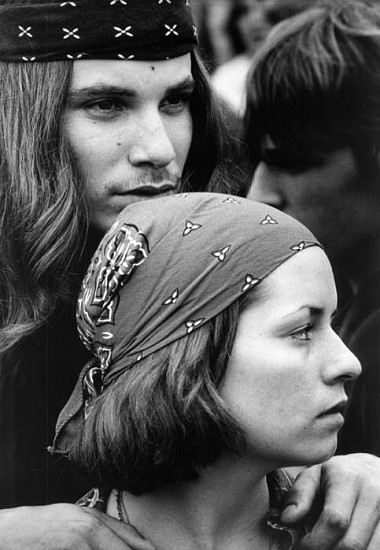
[128,109,175,168]
[323,330,362,384]
[248,163,285,210]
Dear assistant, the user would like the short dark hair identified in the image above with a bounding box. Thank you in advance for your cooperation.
[70,289,265,495]
[244,0,380,175]
[264,0,315,27]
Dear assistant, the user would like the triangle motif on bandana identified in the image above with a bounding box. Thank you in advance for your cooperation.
[163,288,179,305]
[212,245,231,262]
[223,197,240,204]
[183,221,202,236]
[291,241,306,252]
[260,215,278,225]
[185,318,204,334]
[242,274,260,292]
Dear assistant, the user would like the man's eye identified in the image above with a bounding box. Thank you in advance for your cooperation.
[87,99,124,113]
[260,151,324,174]
[290,325,313,341]
[161,94,191,112]
[263,156,309,173]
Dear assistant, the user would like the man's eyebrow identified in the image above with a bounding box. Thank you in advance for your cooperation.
[164,76,195,95]
[67,85,135,101]
[260,147,295,165]
[67,77,195,101]
[260,147,325,169]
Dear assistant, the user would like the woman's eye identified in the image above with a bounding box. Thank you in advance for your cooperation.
[290,325,312,341]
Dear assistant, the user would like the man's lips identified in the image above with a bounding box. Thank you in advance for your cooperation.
[318,400,348,417]
[112,183,177,196]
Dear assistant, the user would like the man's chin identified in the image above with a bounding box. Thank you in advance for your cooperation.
[90,192,176,233]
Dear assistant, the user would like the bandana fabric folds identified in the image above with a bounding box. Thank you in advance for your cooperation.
[52,193,321,454]
[0,0,197,62]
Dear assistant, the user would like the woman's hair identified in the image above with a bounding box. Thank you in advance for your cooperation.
[244,0,380,175]
[0,52,251,356]
[71,292,262,495]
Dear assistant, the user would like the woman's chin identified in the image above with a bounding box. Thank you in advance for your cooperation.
[279,439,338,470]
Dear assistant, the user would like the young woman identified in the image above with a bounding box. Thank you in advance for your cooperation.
[52,192,361,549]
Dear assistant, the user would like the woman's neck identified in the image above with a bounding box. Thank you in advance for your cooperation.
[107,455,273,550]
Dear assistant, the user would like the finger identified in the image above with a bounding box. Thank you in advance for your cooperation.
[297,475,358,550]
[367,522,380,550]
[82,508,156,550]
[281,465,322,525]
[102,522,157,550]
[333,491,380,550]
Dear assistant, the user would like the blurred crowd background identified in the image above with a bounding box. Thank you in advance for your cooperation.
[192,0,313,114]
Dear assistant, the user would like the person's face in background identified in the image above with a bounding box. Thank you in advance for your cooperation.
[64,54,193,233]
[237,1,273,54]
[219,246,361,469]
[249,136,380,263]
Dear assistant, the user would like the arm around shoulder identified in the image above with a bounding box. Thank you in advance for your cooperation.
[0,503,156,550]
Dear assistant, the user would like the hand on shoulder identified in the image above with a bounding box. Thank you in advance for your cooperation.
[281,453,380,549]
[0,503,156,550]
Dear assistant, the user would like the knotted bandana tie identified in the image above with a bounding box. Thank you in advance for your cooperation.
[52,192,321,454]
[0,0,197,62]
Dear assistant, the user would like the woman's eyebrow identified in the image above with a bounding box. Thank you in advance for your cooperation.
[279,306,324,323]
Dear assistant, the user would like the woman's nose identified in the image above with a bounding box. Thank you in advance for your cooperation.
[324,330,362,384]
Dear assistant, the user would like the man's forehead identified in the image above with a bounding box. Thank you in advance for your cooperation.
[69,53,193,91]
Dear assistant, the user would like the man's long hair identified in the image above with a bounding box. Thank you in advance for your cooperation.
[0,60,87,352]
[0,52,250,354]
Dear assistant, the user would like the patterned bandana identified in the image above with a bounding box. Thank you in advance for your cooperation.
[52,192,321,454]
[0,0,197,62]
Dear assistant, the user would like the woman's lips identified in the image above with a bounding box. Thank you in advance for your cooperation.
[318,400,348,417]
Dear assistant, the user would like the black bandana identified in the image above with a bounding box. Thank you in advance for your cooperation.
[0,0,197,62]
